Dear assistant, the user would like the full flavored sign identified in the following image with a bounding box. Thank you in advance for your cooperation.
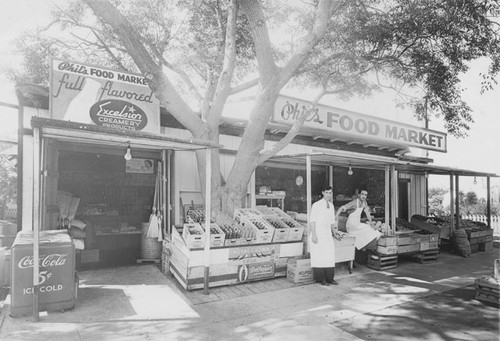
[50,58,160,133]
[273,96,447,152]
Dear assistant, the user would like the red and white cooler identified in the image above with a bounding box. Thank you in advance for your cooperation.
[10,230,76,316]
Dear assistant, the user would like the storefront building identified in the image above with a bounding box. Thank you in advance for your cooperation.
[16,60,497,292]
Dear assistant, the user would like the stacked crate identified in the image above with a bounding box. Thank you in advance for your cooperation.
[367,251,398,270]
[465,228,493,253]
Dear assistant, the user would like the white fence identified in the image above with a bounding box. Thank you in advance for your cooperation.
[461,214,500,236]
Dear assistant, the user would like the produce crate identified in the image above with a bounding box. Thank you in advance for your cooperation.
[420,241,439,251]
[474,276,499,306]
[254,205,277,217]
[280,217,305,242]
[397,233,415,246]
[411,249,439,264]
[397,243,420,254]
[182,223,206,249]
[200,223,225,247]
[377,245,398,255]
[234,208,262,224]
[367,251,398,271]
[217,222,244,246]
[264,217,290,243]
[465,228,493,239]
[240,216,275,244]
[378,236,397,246]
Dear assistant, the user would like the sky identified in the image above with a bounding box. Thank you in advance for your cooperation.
[0,0,499,198]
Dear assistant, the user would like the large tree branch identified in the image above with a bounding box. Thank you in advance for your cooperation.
[83,0,207,137]
[238,0,277,85]
[229,78,259,95]
[207,0,239,130]
[278,0,341,88]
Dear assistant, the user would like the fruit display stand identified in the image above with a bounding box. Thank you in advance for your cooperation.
[169,227,303,290]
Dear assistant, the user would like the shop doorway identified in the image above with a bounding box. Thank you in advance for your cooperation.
[398,179,410,221]
[41,140,168,269]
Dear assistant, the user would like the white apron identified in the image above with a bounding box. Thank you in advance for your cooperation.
[308,199,336,267]
[346,199,381,250]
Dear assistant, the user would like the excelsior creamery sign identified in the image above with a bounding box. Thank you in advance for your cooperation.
[50,58,159,133]
[273,96,447,152]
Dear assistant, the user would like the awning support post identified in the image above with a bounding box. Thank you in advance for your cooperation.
[455,175,460,228]
[306,155,312,255]
[32,127,41,322]
[487,176,491,229]
[203,148,212,295]
[390,165,397,234]
[384,165,390,230]
[449,173,455,233]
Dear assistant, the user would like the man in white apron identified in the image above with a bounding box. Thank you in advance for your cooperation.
[336,189,381,250]
[309,186,340,285]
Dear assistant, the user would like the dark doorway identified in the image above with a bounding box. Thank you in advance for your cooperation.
[398,179,410,221]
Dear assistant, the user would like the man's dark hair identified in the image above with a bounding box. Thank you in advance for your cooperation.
[322,185,333,192]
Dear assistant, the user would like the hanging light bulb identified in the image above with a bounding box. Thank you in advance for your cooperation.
[124,142,132,161]
[348,166,353,176]
[473,176,477,185]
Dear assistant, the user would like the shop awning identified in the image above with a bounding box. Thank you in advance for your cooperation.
[269,149,498,178]
[31,117,221,151]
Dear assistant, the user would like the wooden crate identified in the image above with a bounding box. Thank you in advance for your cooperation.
[474,277,499,306]
[367,252,398,271]
[420,241,439,251]
[263,217,290,243]
[378,236,397,246]
[377,245,398,255]
[412,249,439,264]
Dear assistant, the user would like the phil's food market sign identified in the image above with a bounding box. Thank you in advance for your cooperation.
[50,58,159,133]
[273,96,447,152]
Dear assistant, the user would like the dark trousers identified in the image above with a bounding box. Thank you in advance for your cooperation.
[313,267,335,283]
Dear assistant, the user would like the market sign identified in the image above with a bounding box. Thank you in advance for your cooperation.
[273,96,447,152]
[50,58,159,134]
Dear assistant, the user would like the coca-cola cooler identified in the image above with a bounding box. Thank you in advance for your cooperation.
[10,230,76,316]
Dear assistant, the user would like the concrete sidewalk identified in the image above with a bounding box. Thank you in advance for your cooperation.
[0,249,498,341]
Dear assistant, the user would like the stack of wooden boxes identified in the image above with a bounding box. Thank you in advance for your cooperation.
[465,227,493,253]
[368,236,398,270]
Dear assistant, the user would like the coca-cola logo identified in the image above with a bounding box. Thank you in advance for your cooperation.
[90,99,148,131]
[18,254,68,269]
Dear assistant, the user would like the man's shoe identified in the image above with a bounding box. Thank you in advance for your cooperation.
[320,281,330,286]
[330,280,339,285]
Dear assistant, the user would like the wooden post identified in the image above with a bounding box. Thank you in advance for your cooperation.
[487,176,491,229]
[384,165,390,230]
[32,127,40,322]
[390,166,397,234]
[455,175,460,228]
[328,165,333,188]
[306,155,312,226]
[449,174,454,233]
[203,148,211,295]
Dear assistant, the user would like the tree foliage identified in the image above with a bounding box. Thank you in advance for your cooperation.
[4,0,500,217]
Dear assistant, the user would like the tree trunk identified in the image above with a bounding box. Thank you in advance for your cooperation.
[222,85,280,216]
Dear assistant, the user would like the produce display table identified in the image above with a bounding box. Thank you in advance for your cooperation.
[169,227,304,290]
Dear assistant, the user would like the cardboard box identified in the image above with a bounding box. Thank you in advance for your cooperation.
[287,259,314,284]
